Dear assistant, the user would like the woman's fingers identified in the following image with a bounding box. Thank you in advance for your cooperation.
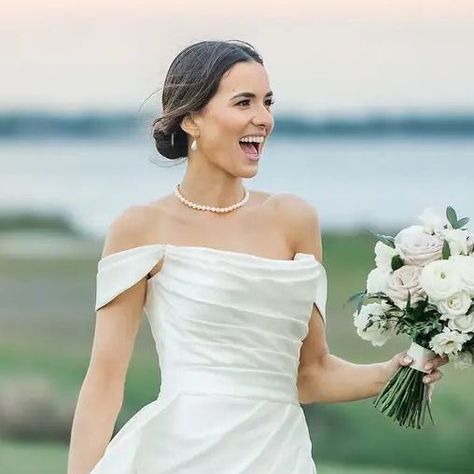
[423,369,443,383]
[400,352,413,365]
[397,352,447,385]
[423,355,449,372]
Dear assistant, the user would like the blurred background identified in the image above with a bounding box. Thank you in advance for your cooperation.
[1,1,473,473]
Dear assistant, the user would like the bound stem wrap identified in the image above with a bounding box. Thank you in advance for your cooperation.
[406,341,437,373]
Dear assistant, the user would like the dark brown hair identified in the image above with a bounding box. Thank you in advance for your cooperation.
[151,40,263,160]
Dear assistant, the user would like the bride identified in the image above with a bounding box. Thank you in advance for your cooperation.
[67,39,447,474]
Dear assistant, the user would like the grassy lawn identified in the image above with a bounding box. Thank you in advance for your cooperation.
[0,231,473,473]
[0,440,441,474]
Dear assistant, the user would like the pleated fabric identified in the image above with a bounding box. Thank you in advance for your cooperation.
[91,243,327,474]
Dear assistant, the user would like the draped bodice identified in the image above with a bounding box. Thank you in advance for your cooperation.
[95,243,327,406]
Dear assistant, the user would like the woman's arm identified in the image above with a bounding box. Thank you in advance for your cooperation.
[67,206,153,474]
[285,195,447,405]
[296,296,391,404]
[298,311,447,404]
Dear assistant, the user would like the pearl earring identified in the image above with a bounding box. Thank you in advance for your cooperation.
[191,138,197,151]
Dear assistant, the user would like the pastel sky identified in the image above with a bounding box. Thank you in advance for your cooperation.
[2,1,473,115]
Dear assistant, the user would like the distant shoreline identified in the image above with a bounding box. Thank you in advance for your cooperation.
[1,111,474,139]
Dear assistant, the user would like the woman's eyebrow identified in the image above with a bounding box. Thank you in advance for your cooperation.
[230,91,273,100]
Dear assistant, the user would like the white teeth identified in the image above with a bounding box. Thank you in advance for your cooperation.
[239,136,265,143]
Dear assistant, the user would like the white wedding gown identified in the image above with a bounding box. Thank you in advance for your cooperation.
[90,243,327,474]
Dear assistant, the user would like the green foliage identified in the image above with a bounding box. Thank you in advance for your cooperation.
[442,240,451,259]
[446,205,470,230]
[391,254,404,271]
[369,230,395,248]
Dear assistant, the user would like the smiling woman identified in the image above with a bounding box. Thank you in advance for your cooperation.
[66,38,445,474]
[150,40,274,168]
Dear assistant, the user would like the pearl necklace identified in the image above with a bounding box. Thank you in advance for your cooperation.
[174,183,250,213]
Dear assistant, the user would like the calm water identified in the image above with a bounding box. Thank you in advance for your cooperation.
[1,134,473,238]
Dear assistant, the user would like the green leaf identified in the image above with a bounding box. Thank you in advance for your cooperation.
[347,291,366,303]
[405,290,411,312]
[442,240,451,259]
[457,216,470,228]
[391,254,404,271]
[369,230,395,248]
[446,206,458,228]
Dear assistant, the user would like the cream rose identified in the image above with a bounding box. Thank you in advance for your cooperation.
[353,302,396,347]
[447,313,474,333]
[394,224,444,267]
[436,291,472,317]
[429,326,471,356]
[385,265,425,309]
[419,260,462,302]
[374,241,399,272]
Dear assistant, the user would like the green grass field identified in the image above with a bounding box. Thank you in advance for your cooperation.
[0,230,473,473]
[0,440,443,474]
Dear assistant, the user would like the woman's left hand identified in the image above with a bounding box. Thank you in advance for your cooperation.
[384,350,449,401]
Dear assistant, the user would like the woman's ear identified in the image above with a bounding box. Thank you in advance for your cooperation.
[180,113,200,137]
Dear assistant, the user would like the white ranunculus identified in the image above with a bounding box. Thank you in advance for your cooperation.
[429,326,471,356]
[353,302,396,347]
[394,225,444,267]
[366,267,389,294]
[374,241,399,272]
[436,291,472,317]
[449,255,474,297]
[447,313,474,333]
[448,350,474,369]
[443,228,472,256]
[418,207,446,235]
[419,259,462,302]
[385,265,425,310]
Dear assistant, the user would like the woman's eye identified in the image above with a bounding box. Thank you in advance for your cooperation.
[236,99,275,107]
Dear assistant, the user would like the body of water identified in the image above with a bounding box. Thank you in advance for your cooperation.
[1,133,473,239]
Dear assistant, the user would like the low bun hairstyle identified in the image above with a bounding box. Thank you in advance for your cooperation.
[151,40,263,161]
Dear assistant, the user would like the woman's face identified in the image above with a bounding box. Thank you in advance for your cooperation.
[187,60,274,177]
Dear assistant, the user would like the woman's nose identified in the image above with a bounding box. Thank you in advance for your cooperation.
[252,105,273,130]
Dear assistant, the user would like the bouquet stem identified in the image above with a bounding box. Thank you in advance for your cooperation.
[373,341,436,429]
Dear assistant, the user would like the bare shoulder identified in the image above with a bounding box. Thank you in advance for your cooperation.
[270,193,323,263]
[100,202,165,258]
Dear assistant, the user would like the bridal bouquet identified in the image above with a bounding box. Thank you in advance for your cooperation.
[349,206,474,429]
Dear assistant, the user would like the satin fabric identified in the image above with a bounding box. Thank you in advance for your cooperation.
[90,243,327,473]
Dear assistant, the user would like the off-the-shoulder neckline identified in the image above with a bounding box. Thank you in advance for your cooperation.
[98,242,325,269]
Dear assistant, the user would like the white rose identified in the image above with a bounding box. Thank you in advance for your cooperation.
[429,326,471,356]
[418,207,446,235]
[448,350,473,369]
[449,255,474,297]
[385,265,425,309]
[443,228,471,256]
[394,225,444,267]
[447,313,474,333]
[353,302,396,347]
[374,241,399,272]
[419,260,462,302]
[366,267,389,294]
[436,291,472,317]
